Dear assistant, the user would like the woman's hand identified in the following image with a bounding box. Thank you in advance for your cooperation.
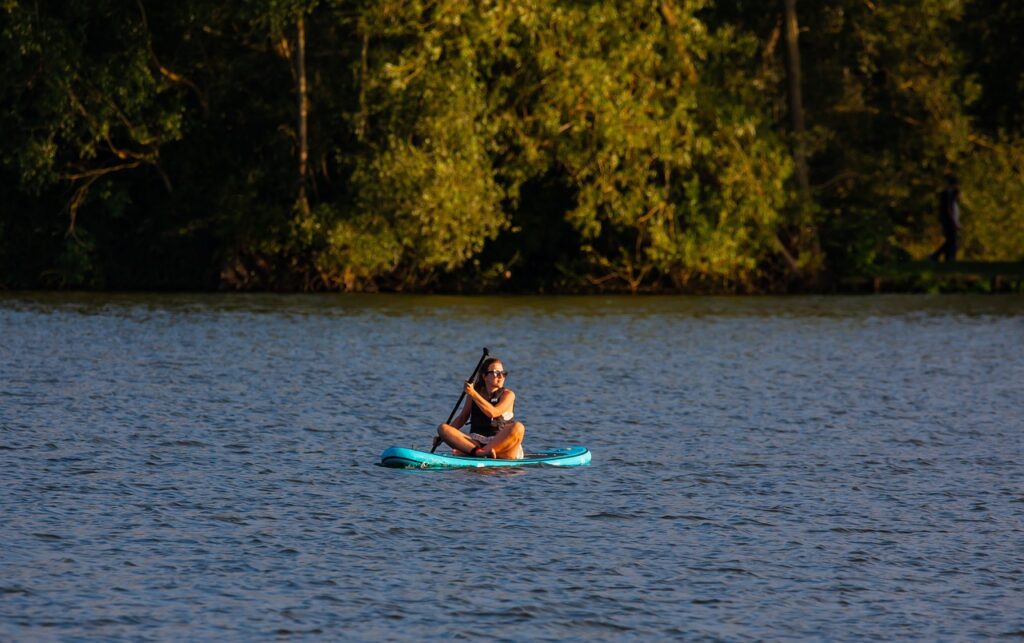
[463,380,477,398]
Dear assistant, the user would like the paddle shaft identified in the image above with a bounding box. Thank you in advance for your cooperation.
[445,348,489,425]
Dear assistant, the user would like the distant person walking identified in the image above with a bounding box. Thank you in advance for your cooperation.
[929,174,961,262]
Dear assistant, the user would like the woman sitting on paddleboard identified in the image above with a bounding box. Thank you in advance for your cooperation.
[434,357,525,459]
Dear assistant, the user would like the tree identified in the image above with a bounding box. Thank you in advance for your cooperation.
[1,0,188,285]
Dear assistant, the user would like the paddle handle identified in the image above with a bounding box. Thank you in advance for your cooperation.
[445,347,489,425]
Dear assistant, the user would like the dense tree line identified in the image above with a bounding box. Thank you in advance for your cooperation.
[2,1,1022,292]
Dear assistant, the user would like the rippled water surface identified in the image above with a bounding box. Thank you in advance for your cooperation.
[2,293,1023,640]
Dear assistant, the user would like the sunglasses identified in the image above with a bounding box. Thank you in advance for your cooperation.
[483,370,508,378]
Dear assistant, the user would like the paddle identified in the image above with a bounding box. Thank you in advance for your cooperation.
[431,347,489,452]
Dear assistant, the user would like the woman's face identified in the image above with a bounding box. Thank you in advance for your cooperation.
[482,361,507,391]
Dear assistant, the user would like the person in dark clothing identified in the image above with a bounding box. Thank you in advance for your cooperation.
[433,356,525,459]
[929,174,961,262]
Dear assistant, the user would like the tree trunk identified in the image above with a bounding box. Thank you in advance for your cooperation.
[782,0,823,282]
[783,0,809,197]
[358,31,369,141]
[296,12,309,215]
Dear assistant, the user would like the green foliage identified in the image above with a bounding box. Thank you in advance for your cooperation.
[961,1,1024,134]
[41,232,102,289]
[511,1,792,291]
[753,0,1006,274]
[0,0,1021,291]
[959,138,1024,261]
[1,1,184,189]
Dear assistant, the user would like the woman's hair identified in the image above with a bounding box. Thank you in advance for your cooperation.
[474,356,504,394]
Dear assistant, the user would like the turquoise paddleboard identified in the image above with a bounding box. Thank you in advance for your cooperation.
[379,446,591,469]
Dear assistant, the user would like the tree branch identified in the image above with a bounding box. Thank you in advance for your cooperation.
[136,0,208,114]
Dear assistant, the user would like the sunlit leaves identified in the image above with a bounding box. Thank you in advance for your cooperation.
[2,0,1021,290]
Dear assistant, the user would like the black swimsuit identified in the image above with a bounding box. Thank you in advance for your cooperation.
[469,387,513,437]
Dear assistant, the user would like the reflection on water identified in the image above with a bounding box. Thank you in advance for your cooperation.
[1,293,1022,640]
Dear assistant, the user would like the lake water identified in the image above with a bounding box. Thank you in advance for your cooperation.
[2,293,1022,640]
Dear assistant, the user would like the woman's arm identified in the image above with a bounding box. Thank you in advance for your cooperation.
[464,385,515,419]
[449,397,472,429]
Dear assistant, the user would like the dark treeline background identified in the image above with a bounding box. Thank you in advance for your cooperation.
[2,1,1022,293]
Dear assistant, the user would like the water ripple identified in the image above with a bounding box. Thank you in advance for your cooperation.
[2,294,1023,640]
